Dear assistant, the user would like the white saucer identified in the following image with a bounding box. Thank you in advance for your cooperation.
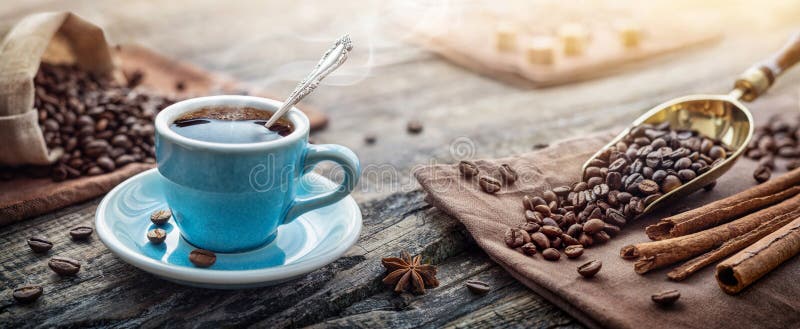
[95,168,362,289]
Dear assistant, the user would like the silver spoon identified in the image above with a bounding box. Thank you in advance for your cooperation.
[264,34,353,128]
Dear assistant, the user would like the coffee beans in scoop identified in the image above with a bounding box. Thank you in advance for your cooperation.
[504,122,730,259]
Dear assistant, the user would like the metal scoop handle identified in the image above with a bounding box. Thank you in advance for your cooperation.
[264,35,353,128]
[734,32,800,101]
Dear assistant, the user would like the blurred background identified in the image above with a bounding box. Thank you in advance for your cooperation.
[2,0,800,199]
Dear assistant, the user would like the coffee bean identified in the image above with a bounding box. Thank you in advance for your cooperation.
[633,179,657,195]
[583,218,605,234]
[592,231,611,244]
[753,165,771,183]
[520,242,538,256]
[27,236,53,253]
[564,245,584,258]
[541,248,561,261]
[150,209,172,225]
[542,217,559,227]
[13,285,43,304]
[465,280,492,295]
[661,175,682,193]
[523,195,547,211]
[530,232,550,250]
[458,161,479,178]
[651,289,680,306]
[578,233,594,247]
[577,260,602,278]
[49,256,81,276]
[540,225,563,238]
[189,249,216,267]
[561,233,581,246]
[69,226,93,240]
[479,176,502,194]
[505,228,531,248]
[605,208,627,227]
[567,224,583,238]
[677,169,696,182]
[534,204,551,217]
[147,228,167,244]
[406,120,423,134]
[499,164,518,184]
[603,223,621,236]
[584,166,602,179]
[363,133,377,145]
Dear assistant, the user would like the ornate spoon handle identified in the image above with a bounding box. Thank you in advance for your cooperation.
[264,35,353,128]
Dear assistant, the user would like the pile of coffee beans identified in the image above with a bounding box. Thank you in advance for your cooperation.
[493,122,729,261]
[1,62,177,182]
[744,114,800,183]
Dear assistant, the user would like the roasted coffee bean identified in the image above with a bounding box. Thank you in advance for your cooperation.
[603,224,621,236]
[643,193,661,206]
[28,236,53,253]
[505,228,531,248]
[564,245,584,258]
[677,169,696,182]
[499,164,517,184]
[525,210,543,224]
[758,155,775,170]
[577,260,602,278]
[13,285,43,304]
[592,183,609,198]
[753,165,771,183]
[592,231,611,244]
[586,176,604,188]
[540,225,563,238]
[518,222,541,233]
[584,166,602,179]
[572,181,588,192]
[561,234,581,246]
[578,232,594,247]
[458,161,479,178]
[147,228,167,244]
[661,175,682,193]
[541,248,561,261]
[406,120,423,134]
[674,157,692,170]
[49,256,81,276]
[189,249,217,268]
[69,226,93,240]
[567,224,583,238]
[552,186,570,196]
[550,236,563,249]
[523,195,547,211]
[637,179,659,195]
[530,232,550,250]
[363,133,377,145]
[479,176,502,194]
[465,280,491,295]
[708,146,726,159]
[608,158,627,172]
[651,289,680,306]
[520,242,538,256]
[605,208,627,227]
[583,218,605,235]
[542,217,559,227]
[150,209,172,225]
[534,205,551,217]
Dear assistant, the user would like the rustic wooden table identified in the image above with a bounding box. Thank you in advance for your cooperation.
[2,1,799,328]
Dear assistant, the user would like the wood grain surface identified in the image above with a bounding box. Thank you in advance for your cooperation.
[1,1,799,328]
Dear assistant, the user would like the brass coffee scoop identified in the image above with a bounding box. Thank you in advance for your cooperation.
[584,32,800,215]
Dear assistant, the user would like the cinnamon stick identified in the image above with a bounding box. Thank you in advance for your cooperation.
[620,193,800,274]
[716,217,800,294]
[667,212,798,281]
[645,170,800,241]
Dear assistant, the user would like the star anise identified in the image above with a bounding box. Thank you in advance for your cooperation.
[381,250,439,294]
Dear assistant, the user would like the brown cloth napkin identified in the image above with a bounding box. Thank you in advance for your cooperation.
[415,132,800,329]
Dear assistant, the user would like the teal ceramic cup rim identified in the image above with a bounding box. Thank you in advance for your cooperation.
[154,95,309,152]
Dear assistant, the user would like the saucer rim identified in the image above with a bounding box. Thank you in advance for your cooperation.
[95,168,362,286]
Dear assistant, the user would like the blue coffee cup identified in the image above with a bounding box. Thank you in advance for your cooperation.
[154,96,360,253]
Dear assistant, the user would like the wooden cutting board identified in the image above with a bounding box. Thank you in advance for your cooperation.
[0,44,328,225]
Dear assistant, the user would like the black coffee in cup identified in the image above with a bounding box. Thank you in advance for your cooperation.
[170,107,293,143]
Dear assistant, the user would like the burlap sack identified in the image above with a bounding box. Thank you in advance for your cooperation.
[0,12,117,166]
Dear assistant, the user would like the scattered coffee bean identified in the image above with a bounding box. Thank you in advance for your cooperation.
[150,209,172,225]
[406,120,423,134]
[520,242,538,256]
[147,228,167,244]
[564,245,584,258]
[27,236,53,253]
[458,161,479,178]
[363,134,377,145]
[532,143,549,150]
[12,285,43,304]
[189,249,216,267]
[479,176,502,194]
[753,165,771,183]
[651,289,680,306]
[530,232,550,250]
[499,164,518,184]
[69,226,93,240]
[541,248,561,261]
[540,225,562,238]
[48,256,81,276]
[505,228,531,248]
[577,260,602,278]
[465,280,491,295]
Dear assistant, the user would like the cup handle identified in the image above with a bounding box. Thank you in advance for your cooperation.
[282,143,361,224]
